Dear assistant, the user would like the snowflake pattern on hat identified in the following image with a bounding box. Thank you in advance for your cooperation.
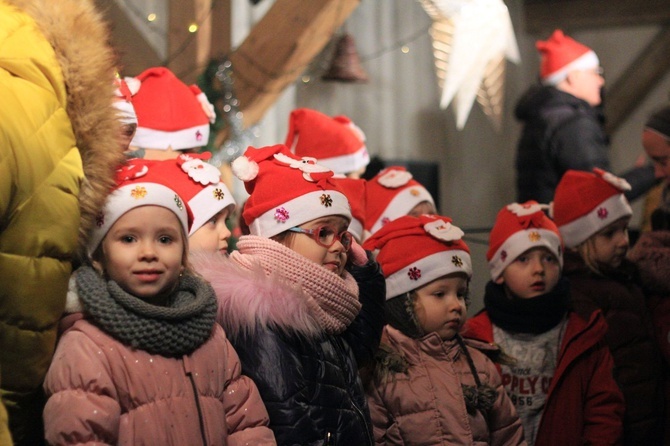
[275,207,290,223]
[597,207,608,219]
[320,194,333,207]
[408,267,422,281]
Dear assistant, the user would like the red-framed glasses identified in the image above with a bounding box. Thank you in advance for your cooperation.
[288,225,353,252]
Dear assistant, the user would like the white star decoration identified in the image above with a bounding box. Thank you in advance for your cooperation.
[419,0,520,130]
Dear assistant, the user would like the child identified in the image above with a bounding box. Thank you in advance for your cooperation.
[152,152,237,254]
[462,201,624,446]
[364,166,436,238]
[362,214,526,445]
[285,107,370,178]
[552,168,664,445]
[192,144,386,445]
[43,158,274,445]
[113,73,139,153]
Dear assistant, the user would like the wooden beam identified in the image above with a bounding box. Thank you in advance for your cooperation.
[168,0,220,84]
[228,0,360,129]
[605,26,670,134]
[524,0,670,35]
[94,0,161,76]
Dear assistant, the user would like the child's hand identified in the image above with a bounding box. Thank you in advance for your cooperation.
[348,238,369,267]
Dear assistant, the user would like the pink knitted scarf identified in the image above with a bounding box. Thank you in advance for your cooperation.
[230,236,361,334]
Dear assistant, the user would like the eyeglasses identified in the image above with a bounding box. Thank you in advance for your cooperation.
[288,225,353,252]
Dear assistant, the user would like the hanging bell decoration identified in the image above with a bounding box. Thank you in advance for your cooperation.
[322,34,368,83]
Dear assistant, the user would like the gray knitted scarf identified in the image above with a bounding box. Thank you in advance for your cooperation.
[76,266,218,357]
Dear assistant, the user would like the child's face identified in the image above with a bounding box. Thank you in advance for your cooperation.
[643,128,670,182]
[408,200,436,217]
[285,216,350,276]
[93,206,185,305]
[413,273,468,340]
[189,208,232,254]
[496,247,560,299]
[588,217,630,269]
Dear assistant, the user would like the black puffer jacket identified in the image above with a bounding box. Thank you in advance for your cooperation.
[192,251,385,446]
[515,85,655,203]
[564,250,664,445]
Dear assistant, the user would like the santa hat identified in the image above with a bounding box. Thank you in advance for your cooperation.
[365,166,435,235]
[363,215,471,300]
[285,108,369,175]
[537,29,600,86]
[231,144,351,238]
[129,67,216,150]
[487,201,563,280]
[151,153,236,236]
[88,158,191,257]
[113,74,139,126]
[330,177,366,241]
[551,168,632,248]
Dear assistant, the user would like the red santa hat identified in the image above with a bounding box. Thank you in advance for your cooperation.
[285,108,370,176]
[364,166,435,235]
[231,144,351,238]
[487,201,563,280]
[113,74,139,126]
[129,67,216,150]
[88,158,191,257]
[329,177,367,241]
[537,29,600,86]
[363,215,471,299]
[151,153,236,236]
[551,168,632,248]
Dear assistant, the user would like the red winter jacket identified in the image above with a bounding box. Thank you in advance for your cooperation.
[463,310,624,446]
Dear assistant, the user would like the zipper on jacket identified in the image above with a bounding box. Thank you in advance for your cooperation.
[333,337,374,446]
[183,357,208,446]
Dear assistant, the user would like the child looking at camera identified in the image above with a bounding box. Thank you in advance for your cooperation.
[43,158,274,445]
[463,201,624,446]
[362,214,525,445]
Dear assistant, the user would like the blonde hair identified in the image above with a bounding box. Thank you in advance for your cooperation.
[575,239,604,276]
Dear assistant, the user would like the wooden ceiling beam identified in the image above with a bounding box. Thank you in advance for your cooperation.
[524,0,670,35]
[605,26,670,134]
[228,0,360,129]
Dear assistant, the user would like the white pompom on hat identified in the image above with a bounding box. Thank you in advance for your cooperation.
[231,144,352,238]
[363,214,472,300]
[285,108,370,175]
[129,67,214,150]
[537,29,600,86]
[487,201,563,280]
[551,168,632,248]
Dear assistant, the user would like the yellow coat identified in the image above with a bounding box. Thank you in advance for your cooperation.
[0,0,123,443]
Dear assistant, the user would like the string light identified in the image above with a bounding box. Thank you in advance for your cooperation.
[188,23,199,33]
[147,13,157,22]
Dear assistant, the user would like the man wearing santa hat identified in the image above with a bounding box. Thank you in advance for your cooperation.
[514,29,657,205]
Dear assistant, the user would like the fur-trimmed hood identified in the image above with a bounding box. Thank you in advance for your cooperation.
[6,0,125,260]
[192,252,327,339]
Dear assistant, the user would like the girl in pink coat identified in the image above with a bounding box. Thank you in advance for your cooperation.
[362,214,526,445]
[43,158,275,445]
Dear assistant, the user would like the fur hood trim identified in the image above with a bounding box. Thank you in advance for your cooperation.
[9,0,126,261]
[191,252,324,339]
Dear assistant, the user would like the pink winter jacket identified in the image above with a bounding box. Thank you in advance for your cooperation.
[43,315,275,445]
[367,326,526,445]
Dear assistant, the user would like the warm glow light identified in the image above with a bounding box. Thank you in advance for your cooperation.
[401,45,410,54]
[301,75,311,83]
[188,23,198,33]
[147,13,157,22]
